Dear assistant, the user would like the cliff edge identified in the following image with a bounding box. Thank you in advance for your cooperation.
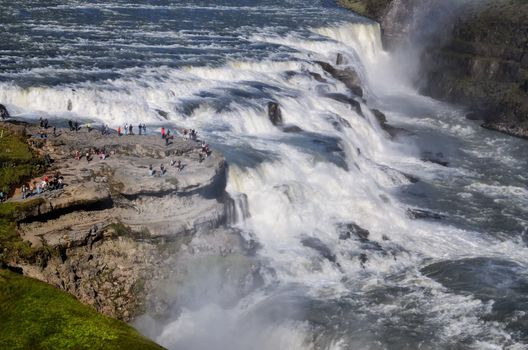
[338,0,528,139]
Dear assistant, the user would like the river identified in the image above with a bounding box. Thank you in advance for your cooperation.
[1,0,528,349]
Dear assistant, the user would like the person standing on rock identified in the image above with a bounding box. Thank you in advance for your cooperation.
[124,123,128,135]
[148,164,154,176]
[129,124,133,135]
[161,127,165,139]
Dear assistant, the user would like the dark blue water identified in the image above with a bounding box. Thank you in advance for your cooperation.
[0,0,360,85]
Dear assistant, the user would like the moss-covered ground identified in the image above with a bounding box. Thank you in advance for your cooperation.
[0,269,165,350]
[0,125,45,265]
[0,199,47,264]
[0,125,43,195]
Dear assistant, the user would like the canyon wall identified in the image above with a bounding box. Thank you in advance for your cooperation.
[339,0,528,138]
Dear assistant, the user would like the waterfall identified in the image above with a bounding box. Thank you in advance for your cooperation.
[3,1,528,347]
[312,21,384,64]
[136,20,525,349]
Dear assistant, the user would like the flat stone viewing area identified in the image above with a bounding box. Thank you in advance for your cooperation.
[3,122,235,321]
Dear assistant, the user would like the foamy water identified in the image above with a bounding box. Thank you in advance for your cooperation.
[2,1,528,348]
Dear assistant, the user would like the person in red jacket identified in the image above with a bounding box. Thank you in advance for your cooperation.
[161,127,165,139]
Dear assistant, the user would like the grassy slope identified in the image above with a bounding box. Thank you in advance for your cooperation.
[0,269,165,350]
[0,125,43,194]
[0,200,47,265]
[0,125,46,264]
[0,124,165,350]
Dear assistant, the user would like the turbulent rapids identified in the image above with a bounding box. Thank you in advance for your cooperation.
[2,1,528,349]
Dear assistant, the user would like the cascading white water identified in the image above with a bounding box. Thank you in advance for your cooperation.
[134,22,528,350]
[3,1,528,347]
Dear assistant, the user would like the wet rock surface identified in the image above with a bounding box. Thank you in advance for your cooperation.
[268,101,283,126]
[316,61,364,98]
[406,208,445,220]
[0,104,10,119]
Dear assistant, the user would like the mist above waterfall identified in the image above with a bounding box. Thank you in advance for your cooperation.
[380,0,490,87]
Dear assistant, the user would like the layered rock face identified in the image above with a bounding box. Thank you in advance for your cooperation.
[421,1,528,138]
[339,0,528,138]
[8,125,235,321]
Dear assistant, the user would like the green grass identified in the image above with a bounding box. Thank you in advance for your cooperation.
[0,269,165,350]
[0,126,165,350]
[0,127,33,163]
[0,199,47,264]
[0,126,43,194]
[0,126,47,264]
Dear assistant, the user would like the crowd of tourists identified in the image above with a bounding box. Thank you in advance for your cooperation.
[6,117,216,201]
[21,172,65,199]
[118,123,147,136]
[74,147,110,162]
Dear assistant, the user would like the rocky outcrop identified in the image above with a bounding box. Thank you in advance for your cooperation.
[0,104,10,119]
[421,2,528,138]
[268,102,283,126]
[5,124,233,321]
[316,61,364,97]
[338,0,528,139]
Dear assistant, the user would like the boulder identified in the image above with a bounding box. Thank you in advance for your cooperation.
[281,125,303,133]
[369,108,407,137]
[0,104,10,119]
[301,236,337,264]
[336,53,345,65]
[325,93,363,117]
[421,151,449,167]
[155,109,169,119]
[371,108,387,125]
[406,208,445,220]
[268,102,283,126]
[338,223,370,242]
[316,61,363,97]
[308,71,326,83]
